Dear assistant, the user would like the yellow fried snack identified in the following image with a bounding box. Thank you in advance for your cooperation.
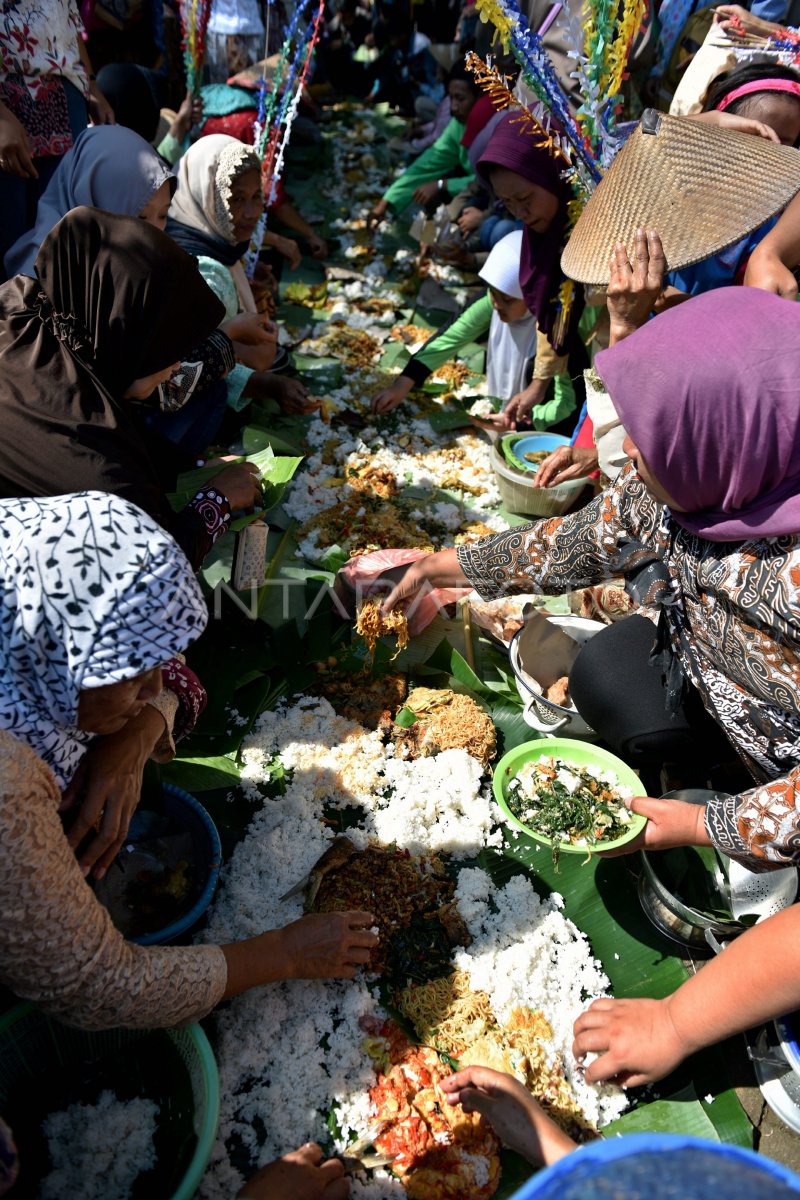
[396,687,497,770]
[355,597,409,666]
[399,971,593,1137]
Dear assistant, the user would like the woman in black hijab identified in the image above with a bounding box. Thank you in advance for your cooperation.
[0,205,261,568]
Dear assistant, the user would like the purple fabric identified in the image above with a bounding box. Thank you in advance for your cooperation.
[467,109,503,172]
[476,111,571,348]
[595,287,800,542]
[461,95,497,148]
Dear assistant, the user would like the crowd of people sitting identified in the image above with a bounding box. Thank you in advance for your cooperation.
[3,0,800,1195]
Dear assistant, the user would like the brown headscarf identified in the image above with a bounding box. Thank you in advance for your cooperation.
[0,207,224,560]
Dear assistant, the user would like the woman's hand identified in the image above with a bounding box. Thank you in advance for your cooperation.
[745,245,799,300]
[501,378,549,430]
[172,89,204,140]
[209,461,263,510]
[595,794,709,857]
[367,199,389,230]
[278,912,379,979]
[224,313,278,345]
[651,285,690,314]
[234,340,278,372]
[607,228,666,345]
[275,375,316,414]
[88,83,115,126]
[533,445,598,488]
[457,205,483,237]
[573,996,687,1087]
[0,102,38,178]
[221,913,377,998]
[228,314,279,371]
[690,109,779,143]
[62,705,166,880]
[243,372,316,414]
[306,232,329,260]
[440,1067,575,1166]
[713,3,777,36]
[238,1143,349,1199]
[253,260,277,288]
[379,548,467,614]
[371,376,413,414]
[273,234,302,270]
[413,180,442,207]
[429,242,477,269]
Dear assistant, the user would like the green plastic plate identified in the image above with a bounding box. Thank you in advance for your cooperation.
[493,737,647,855]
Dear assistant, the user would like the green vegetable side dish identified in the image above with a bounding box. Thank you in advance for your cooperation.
[493,739,647,869]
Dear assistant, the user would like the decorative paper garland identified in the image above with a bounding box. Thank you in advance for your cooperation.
[245,0,325,277]
[470,0,645,340]
[179,0,212,98]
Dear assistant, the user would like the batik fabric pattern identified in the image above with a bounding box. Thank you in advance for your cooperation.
[457,463,800,870]
[0,491,208,789]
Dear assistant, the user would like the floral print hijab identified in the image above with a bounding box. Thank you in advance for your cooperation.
[0,492,208,788]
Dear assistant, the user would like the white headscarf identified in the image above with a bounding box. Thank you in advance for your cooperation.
[479,230,538,400]
[169,133,261,313]
[0,492,208,788]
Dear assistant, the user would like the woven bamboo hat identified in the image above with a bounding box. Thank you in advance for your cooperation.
[561,109,800,285]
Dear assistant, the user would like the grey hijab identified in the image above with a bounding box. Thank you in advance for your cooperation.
[4,125,175,280]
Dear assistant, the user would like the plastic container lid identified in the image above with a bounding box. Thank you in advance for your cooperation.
[508,1134,800,1199]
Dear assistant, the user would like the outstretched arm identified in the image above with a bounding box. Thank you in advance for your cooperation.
[574,903,800,1087]
[441,1066,575,1166]
[745,191,800,299]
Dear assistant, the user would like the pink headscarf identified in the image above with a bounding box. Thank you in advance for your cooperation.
[595,287,800,542]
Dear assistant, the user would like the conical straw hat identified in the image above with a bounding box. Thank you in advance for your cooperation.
[561,109,800,285]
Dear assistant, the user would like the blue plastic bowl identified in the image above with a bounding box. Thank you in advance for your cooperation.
[109,783,222,947]
[501,432,570,473]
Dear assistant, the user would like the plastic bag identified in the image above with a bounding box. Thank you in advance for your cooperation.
[337,549,472,635]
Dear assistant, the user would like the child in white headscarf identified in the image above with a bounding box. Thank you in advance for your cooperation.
[371,230,576,428]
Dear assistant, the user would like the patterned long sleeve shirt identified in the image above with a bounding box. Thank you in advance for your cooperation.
[0,731,227,1029]
[457,464,800,870]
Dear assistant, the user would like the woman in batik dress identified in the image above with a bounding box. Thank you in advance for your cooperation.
[374,285,800,1087]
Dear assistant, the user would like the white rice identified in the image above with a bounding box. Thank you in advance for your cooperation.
[197,698,627,1196]
[195,106,624,1196]
[40,1090,158,1200]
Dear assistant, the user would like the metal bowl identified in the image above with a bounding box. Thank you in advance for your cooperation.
[638,789,745,951]
[639,789,798,951]
[509,616,605,740]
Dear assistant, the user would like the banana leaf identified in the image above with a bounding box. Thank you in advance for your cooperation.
[426,395,501,432]
[169,446,304,524]
[379,340,412,371]
[241,424,306,456]
[161,754,241,792]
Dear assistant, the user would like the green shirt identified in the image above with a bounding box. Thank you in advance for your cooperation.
[383,118,474,214]
[197,256,253,412]
[402,292,576,429]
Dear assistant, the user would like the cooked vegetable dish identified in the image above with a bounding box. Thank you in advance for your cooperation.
[506,755,634,866]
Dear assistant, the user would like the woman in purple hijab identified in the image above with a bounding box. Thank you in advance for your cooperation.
[476,112,582,429]
[367,285,800,1092]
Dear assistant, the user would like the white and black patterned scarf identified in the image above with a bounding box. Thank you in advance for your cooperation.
[0,492,208,789]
